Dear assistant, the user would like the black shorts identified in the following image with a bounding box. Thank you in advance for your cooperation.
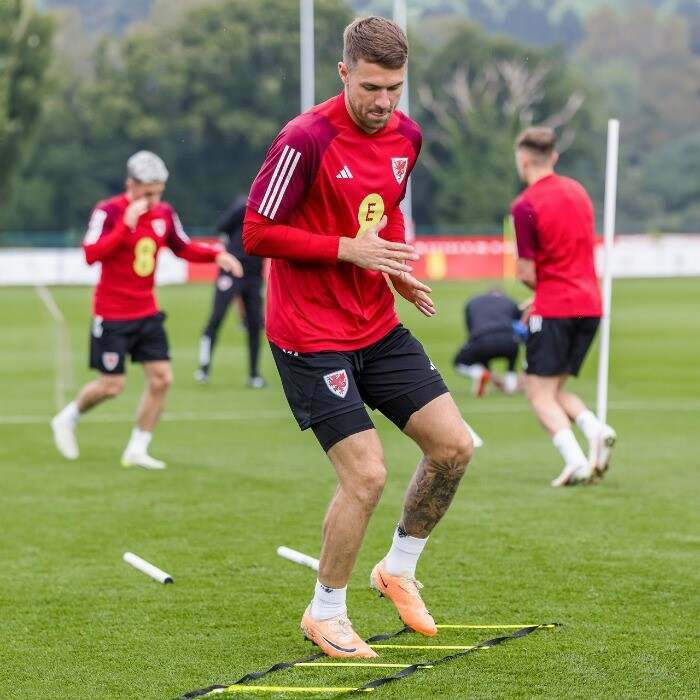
[525,316,599,377]
[89,311,170,374]
[270,325,449,452]
[454,332,519,372]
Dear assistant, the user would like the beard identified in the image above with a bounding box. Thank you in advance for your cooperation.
[348,94,393,133]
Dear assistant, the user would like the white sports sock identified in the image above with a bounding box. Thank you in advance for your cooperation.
[384,525,428,578]
[455,363,484,380]
[552,428,587,467]
[310,579,347,621]
[575,410,602,445]
[57,401,80,425]
[126,428,152,454]
[198,336,211,367]
[503,371,518,394]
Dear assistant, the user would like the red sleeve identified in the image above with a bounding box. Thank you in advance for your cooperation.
[243,208,339,263]
[82,205,130,265]
[512,197,538,260]
[247,118,331,222]
[166,210,221,262]
[381,206,405,244]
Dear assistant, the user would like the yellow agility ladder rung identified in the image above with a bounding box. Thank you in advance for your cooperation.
[371,644,483,650]
[295,662,433,669]
[436,624,556,629]
[211,685,374,694]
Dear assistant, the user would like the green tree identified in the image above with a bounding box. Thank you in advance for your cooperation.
[576,4,700,231]
[411,21,599,230]
[0,0,53,197]
[1,0,351,232]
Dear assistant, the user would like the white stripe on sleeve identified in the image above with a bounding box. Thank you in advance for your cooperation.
[83,209,108,245]
[172,213,191,243]
[259,146,301,219]
[268,149,302,220]
[258,144,290,216]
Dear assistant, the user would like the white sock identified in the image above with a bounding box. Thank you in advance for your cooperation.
[503,371,518,394]
[57,401,80,425]
[384,525,428,578]
[552,428,587,467]
[310,579,347,621]
[126,428,152,454]
[575,410,602,445]
[198,336,211,367]
[455,363,484,380]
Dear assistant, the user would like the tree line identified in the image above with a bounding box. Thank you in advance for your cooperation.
[1,0,698,237]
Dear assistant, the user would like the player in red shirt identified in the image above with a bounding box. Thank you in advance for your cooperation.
[512,127,616,487]
[244,18,474,658]
[50,151,241,469]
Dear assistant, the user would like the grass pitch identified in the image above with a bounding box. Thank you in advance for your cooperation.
[1,279,698,699]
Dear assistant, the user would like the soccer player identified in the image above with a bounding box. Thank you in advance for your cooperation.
[512,127,616,487]
[194,195,266,388]
[50,151,242,469]
[453,288,524,396]
[243,17,473,659]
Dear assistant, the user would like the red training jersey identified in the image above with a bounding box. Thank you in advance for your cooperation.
[511,173,602,318]
[83,194,220,320]
[244,92,421,353]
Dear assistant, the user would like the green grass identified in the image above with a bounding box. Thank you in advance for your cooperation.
[1,279,698,699]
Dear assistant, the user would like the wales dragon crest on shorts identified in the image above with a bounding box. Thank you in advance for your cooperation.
[102,352,119,371]
[324,370,349,398]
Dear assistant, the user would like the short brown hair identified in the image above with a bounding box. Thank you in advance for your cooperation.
[516,127,557,157]
[343,16,408,69]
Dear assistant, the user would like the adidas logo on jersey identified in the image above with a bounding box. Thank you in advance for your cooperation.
[336,166,353,179]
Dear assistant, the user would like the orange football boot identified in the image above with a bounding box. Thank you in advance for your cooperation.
[300,606,377,658]
[370,560,437,636]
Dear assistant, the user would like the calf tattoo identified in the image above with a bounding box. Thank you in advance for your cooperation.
[401,456,466,538]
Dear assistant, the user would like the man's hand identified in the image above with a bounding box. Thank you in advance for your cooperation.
[390,272,436,317]
[216,251,244,278]
[338,215,418,275]
[124,198,150,230]
[516,259,536,290]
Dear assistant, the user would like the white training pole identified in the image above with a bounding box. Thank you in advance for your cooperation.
[277,546,319,572]
[392,0,415,241]
[300,0,315,113]
[596,119,619,431]
[123,552,174,584]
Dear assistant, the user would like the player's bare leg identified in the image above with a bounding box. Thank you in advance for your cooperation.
[320,429,386,586]
[525,375,590,486]
[121,360,172,470]
[371,393,472,635]
[136,360,172,431]
[51,374,126,460]
[301,429,382,658]
[557,382,616,478]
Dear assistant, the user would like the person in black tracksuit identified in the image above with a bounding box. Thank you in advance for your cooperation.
[453,288,524,396]
[195,197,266,387]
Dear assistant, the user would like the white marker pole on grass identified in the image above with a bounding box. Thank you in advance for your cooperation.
[277,546,319,572]
[123,552,174,584]
[596,119,620,437]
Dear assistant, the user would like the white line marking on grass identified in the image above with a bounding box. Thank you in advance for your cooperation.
[34,285,74,410]
[1,401,699,426]
[0,409,292,425]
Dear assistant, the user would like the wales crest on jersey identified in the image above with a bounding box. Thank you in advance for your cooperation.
[392,157,409,184]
